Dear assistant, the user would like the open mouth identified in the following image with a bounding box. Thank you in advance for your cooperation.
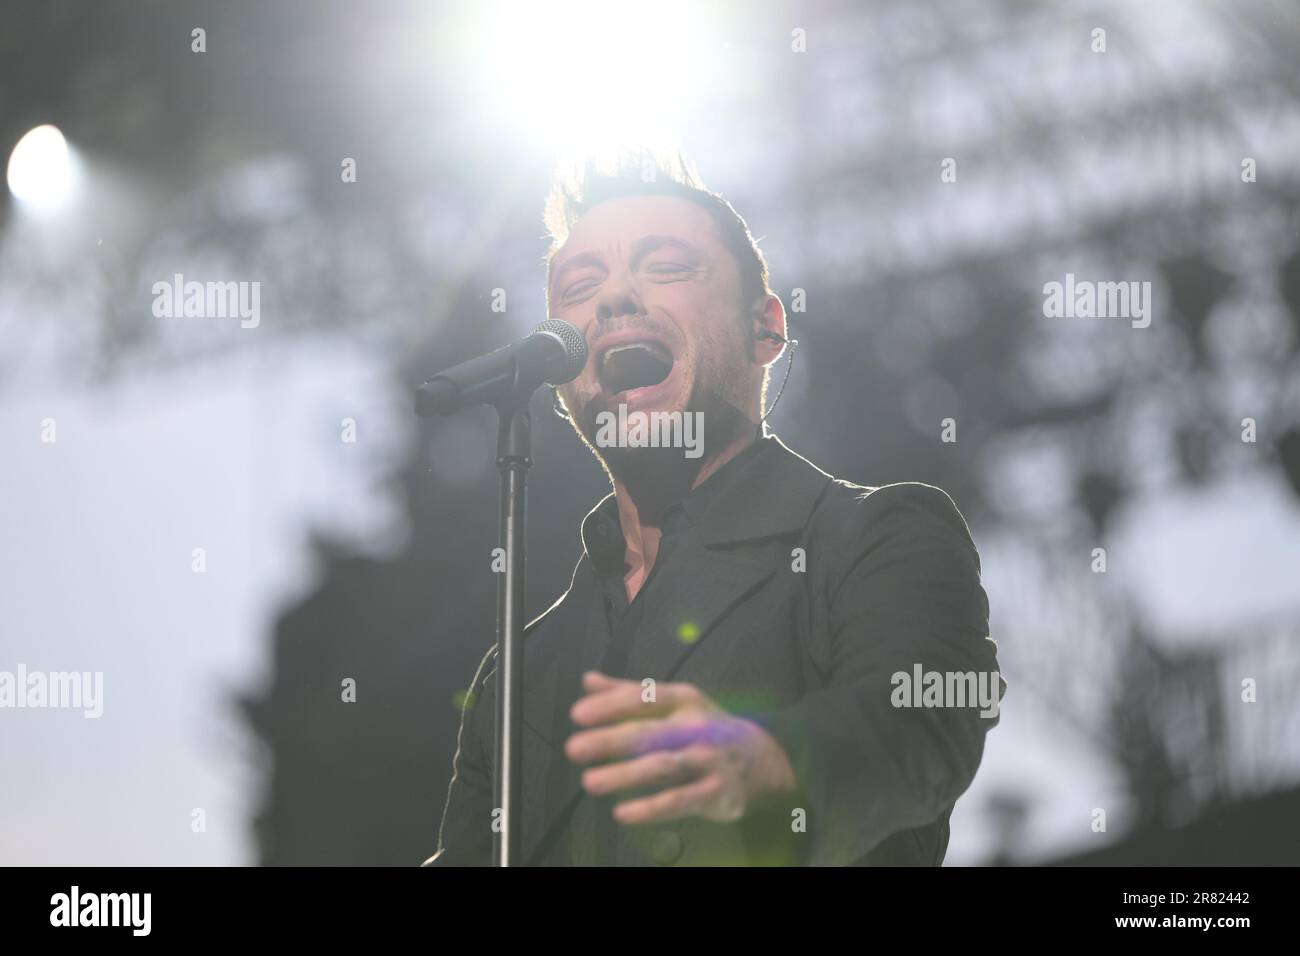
[596,340,674,396]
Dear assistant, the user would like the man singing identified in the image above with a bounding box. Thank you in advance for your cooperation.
[423,148,1003,866]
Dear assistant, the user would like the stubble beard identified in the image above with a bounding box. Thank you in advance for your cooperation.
[564,341,756,487]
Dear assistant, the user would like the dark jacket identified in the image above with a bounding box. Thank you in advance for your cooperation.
[423,434,1002,866]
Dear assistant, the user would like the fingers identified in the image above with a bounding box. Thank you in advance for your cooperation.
[612,772,730,825]
[581,744,714,797]
[564,676,753,828]
[580,670,623,691]
[571,673,697,727]
[565,717,657,764]
[567,717,730,764]
[571,684,669,726]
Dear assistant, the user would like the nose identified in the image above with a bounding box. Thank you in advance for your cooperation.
[594,276,645,325]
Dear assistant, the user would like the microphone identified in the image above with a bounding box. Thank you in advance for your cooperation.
[415,319,588,417]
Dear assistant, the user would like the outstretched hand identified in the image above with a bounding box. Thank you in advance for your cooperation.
[565,671,799,825]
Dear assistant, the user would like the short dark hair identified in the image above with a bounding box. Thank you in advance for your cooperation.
[543,145,771,314]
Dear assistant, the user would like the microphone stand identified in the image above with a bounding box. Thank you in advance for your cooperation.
[417,318,586,866]
[492,397,529,866]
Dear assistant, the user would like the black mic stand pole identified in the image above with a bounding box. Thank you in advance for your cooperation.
[493,394,530,866]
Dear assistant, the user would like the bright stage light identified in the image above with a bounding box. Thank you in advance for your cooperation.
[7,124,76,208]
[474,0,720,150]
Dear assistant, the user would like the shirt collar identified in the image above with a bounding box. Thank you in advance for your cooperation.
[579,431,834,565]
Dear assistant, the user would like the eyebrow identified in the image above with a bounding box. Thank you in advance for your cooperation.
[549,235,705,299]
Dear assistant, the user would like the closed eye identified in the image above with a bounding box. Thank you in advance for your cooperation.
[646,262,693,276]
[562,279,599,301]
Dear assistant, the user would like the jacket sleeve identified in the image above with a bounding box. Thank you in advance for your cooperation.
[421,646,497,867]
[760,482,1003,866]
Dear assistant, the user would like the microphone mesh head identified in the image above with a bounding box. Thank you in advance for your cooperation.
[533,318,588,385]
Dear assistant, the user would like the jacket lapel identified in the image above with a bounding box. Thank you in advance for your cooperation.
[521,434,835,864]
[630,437,834,685]
[518,556,613,865]
[624,538,775,683]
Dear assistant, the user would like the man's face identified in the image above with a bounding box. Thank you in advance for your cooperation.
[548,194,757,463]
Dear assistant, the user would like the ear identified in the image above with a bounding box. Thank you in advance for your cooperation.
[753,293,788,366]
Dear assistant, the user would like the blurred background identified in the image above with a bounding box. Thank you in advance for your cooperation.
[2,0,1299,866]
